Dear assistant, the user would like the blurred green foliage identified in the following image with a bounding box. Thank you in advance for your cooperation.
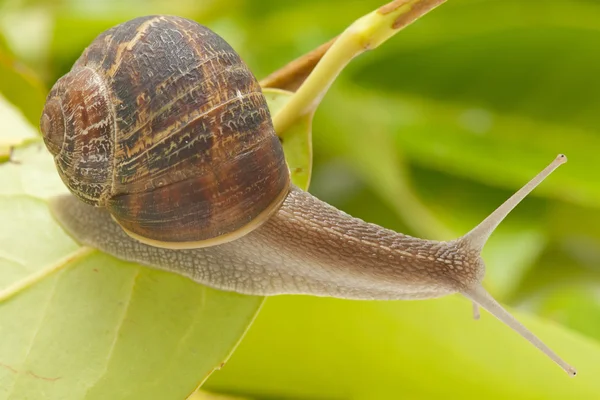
[1,0,599,398]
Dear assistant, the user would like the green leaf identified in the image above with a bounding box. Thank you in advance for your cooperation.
[0,40,46,127]
[319,83,595,209]
[388,93,598,209]
[0,145,262,399]
[206,295,600,399]
[263,88,313,190]
[0,84,314,399]
[0,94,39,162]
[345,1,600,209]
[0,149,263,400]
[188,391,250,400]
[533,285,600,344]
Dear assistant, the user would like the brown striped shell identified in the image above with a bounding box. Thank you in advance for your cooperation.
[40,15,290,249]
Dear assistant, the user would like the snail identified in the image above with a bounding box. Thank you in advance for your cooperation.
[40,15,575,376]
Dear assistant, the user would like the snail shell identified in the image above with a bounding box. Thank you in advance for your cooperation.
[40,15,290,249]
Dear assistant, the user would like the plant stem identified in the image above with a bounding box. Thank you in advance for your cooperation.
[260,37,338,91]
[272,0,447,135]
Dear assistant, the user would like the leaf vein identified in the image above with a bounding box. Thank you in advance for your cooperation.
[83,267,141,398]
[4,270,62,399]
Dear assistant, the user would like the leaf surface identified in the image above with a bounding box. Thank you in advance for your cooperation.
[263,88,313,190]
[0,111,265,400]
[206,295,600,399]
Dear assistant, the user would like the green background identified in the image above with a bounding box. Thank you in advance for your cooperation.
[1,0,599,398]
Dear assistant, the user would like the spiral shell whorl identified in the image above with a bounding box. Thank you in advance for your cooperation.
[41,66,115,206]
[42,15,289,246]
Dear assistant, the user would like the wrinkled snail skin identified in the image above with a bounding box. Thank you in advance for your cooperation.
[41,15,577,375]
[50,185,465,300]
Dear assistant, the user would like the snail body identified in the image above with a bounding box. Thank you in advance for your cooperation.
[41,15,575,375]
[51,185,460,300]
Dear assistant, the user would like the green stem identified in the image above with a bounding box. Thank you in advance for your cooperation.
[272,0,447,134]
